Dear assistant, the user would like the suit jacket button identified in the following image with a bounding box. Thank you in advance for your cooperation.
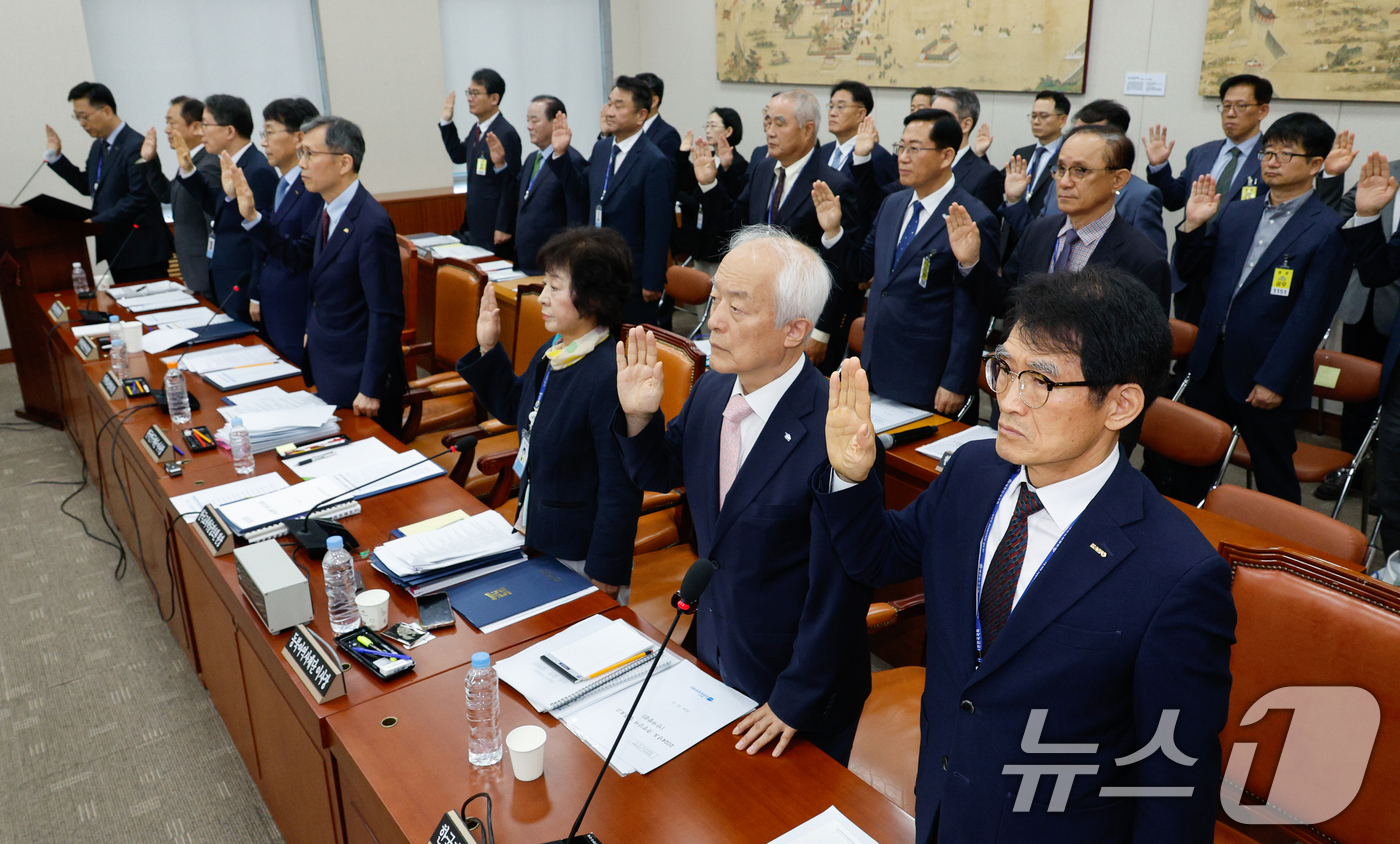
[941,755,949,770]
[960,699,974,714]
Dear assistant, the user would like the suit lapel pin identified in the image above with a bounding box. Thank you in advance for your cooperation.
[342,227,350,233]
[784,432,791,442]
[1090,543,1107,558]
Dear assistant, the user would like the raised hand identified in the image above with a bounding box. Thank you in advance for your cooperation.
[442,91,455,123]
[811,180,843,237]
[1353,151,1398,217]
[485,132,505,168]
[1325,130,1359,177]
[598,104,611,138]
[680,130,693,153]
[551,112,572,157]
[973,123,993,158]
[946,203,980,267]
[170,127,193,173]
[716,134,734,170]
[1142,125,1174,168]
[477,281,501,352]
[1003,154,1030,204]
[219,150,237,197]
[692,138,718,186]
[826,358,876,484]
[1182,174,1220,232]
[45,124,61,155]
[617,326,665,436]
[854,115,878,158]
[140,127,158,162]
[229,165,258,222]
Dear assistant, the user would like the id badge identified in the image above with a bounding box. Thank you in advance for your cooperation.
[476,157,488,176]
[1271,267,1293,296]
[206,234,215,258]
[1241,185,1258,201]
[512,430,530,477]
[595,204,603,227]
[919,255,931,288]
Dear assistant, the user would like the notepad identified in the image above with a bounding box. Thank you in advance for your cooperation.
[544,620,657,682]
[914,425,997,463]
[869,394,933,433]
[204,361,302,390]
[766,806,881,844]
[108,280,187,299]
[169,473,292,523]
[163,344,280,374]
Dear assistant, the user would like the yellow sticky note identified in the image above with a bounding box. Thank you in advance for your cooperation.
[476,157,488,176]
[1314,365,1341,389]
[1241,186,1258,201]
[1271,267,1293,296]
[397,509,469,536]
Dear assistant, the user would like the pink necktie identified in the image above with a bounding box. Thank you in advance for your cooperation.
[718,395,754,508]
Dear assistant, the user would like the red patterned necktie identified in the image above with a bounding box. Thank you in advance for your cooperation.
[320,208,330,248]
[978,482,1044,650]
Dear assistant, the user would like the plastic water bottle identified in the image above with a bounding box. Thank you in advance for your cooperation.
[109,337,129,381]
[228,417,255,475]
[107,314,122,346]
[465,652,503,766]
[164,362,191,425]
[322,536,361,634]
[71,262,92,297]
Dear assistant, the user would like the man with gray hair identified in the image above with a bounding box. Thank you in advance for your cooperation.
[691,90,863,374]
[932,87,1005,213]
[614,224,874,764]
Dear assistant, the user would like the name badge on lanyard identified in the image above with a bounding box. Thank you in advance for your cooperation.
[595,204,604,227]
[207,234,215,258]
[476,157,488,176]
[513,367,552,480]
[1271,256,1293,297]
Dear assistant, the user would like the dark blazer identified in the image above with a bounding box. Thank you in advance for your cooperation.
[1338,219,1400,396]
[440,114,522,249]
[550,134,674,307]
[1008,141,1062,218]
[139,147,218,295]
[507,146,587,274]
[1317,168,1400,335]
[643,115,682,170]
[824,186,998,407]
[249,183,405,408]
[179,144,278,317]
[615,362,873,742]
[1181,193,1349,410]
[817,139,899,197]
[249,172,322,360]
[674,148,749,263]
[999,211,1172,315]
[48,124,170,270]
[813,441,1235,844]
[458,342,642,585]
[952,148,1006,216]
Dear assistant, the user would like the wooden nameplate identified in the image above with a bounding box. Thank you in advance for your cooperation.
[48,299,67,323]
[282,624,347,704]
[193,504,234,556]
[75,336,99,360]
[140,425,173,461]
[99,371,122,399]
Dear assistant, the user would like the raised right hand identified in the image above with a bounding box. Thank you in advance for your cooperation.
[827,358,876,484]
[1182,174,1220,231]
[617,326,665,436]
[1003,155,1030,204]
[140,127,158,162]
[1325,130,1359,177]
[45,124,61,155]
[229,164,258,222]
[1354,151,1398,217]
[1142,124,1174,168]
[693,138,718,186]
[853,116,878,158]
[973,123,993,158]
[551,112,572,157]
[716,134,734,169]
[442,91,455,123]
[477,281,500,353]
[811,179,843,237]
[680,130,693,153]
[170,127,193,172]
[219,150,237,197]
[485,132,505,168]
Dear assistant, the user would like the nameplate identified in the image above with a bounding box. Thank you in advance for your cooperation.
[429,811,474,844]
[282,624,346,704]
[48,300,67,323]
[141,425,173,461]
[194,504,234,556]
[75,336,98,360]
[100,371,121,398]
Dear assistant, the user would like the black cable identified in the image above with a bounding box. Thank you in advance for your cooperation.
[460,793,494,844]
[26,465,121,551]
[101,404,158,581]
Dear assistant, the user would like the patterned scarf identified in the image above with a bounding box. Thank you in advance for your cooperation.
[544,325,610,370]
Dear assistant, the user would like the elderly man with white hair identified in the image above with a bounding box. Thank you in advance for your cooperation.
[615,225,874,765]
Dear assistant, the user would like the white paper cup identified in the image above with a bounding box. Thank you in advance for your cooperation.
[122,321,143,354]
[506,725,547,781]
[355,589,390,630]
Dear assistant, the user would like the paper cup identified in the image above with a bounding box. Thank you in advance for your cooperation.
[355,589,390,630]
[122,321,143,354]
[506,725,547,781]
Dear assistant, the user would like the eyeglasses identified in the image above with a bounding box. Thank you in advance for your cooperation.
[1027,111,1061,122]
[1216,102,1259,114]
[295,148,342,162]
[828,101,855,111]
[1257,150,1309,163]
[200,121,230,129]
[985,356,1094,409]
[1051,164,1114,181]
[465,88,488,99]
[71,110,100,123]
[893,142,938,156]
[259,128,290,141]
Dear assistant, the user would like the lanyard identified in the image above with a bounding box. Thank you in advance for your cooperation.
[524,366,552,435]
[972,473,1077,665]
[600,143,618,202]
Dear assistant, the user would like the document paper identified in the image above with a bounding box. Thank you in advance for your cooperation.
[913,425,997,463]
[766,806,884,844]
[868,394,933,434]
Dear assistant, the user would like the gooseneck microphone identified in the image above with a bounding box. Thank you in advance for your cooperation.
[172,272,251,366]
[542,557,717,844]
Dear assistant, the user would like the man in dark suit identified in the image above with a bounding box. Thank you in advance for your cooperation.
[615,227,873,764]
[174,94,278,320]
[692,89,862,372]
[548,76,675,328]
[1172,112,1350,505]
[492,96,586,274]
[44,81,170,284]
[815,108,999,414]
[817,80,898,193]
[909,86,936,112]
[634,72,682,167]
[931,87,1005,214]
[136,96,218,296]
[1000,90,1070,226]
[1144,74,1271,323]
[817,267,1235,844]
[439,68,522,256]
[232,116,406,434]
[247,97,322,360]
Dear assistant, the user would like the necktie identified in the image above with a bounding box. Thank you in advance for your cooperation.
[609,142,620,174]
[1026,146,1047,213]
[1212,147,1242,222]
[830,145,848,172]
[717,395,754,508]
[531,153,544,180]
[1051,228,1080,273]
[320,208,330,249]
[274,178,289,213]
[978,482,1044,650]
[96,142,110,185]
[768,165,786,224]
[891,201,923,270]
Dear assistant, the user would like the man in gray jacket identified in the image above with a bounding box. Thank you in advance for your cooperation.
[137,96,218,296]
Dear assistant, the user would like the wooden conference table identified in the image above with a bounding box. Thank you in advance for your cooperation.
[39,283,916,844]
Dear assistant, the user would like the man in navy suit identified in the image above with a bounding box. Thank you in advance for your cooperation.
[440,68,522,256]
[44,81,170,284]
[615,227,873,763]
[175,94,278,320]
[1001,90,1070,224]
[232,116,406,434]
[817,80,898,196]
[1171,112,1350,505]
[932,87,1005,215]
[1145,74,1272,323]
[247,97,322,360]
[692,89,862,373]
[493,96,586,274]
[819,268,1235,844]
[634,72,682,168]
[548,76,674,328]
[816,108,999,414]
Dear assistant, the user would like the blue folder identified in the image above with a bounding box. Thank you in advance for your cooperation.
[443,558,593,629]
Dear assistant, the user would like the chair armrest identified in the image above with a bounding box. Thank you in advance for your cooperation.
[640,490,683,515]
[477,450,518,476]
[411,371,464,388]
[479,418,515,436]
[866,594,926,629]
[403,341,434,362]
[442,420,517,450]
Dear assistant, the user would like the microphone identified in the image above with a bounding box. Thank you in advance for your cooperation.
[94,224,142,291]
[542,558,717,844]
[877,424,939,450]
[10,160,45,204]
[285,443,465,558]
[153,278,250,415]
[171,274,250,366]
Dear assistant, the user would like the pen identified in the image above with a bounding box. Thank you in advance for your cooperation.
[171,442,185,456]
[297,451,338,466]
[228,361,278,371]
[193,429,213,446]
[587,648,655,679]
[348,644,407,661]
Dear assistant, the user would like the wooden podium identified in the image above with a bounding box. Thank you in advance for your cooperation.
[0,204,98,427]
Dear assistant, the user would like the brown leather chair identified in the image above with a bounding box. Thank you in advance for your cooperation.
[848,316,865,355]
[665,264,713,340]
[1168,318,1197,362]
[399,261,489,459]
[396,234,418,347]
[1230,349,1382,522]
[849,594,926,815]
[1139,397,1238,506]
[1203,485,1368,571]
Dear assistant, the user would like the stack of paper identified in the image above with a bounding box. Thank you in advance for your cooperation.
[169,473,292,522]
[869,394,933,434]
[108,280,187,300]
[212,388,340,454]
[369,509,527,596]
[162,344,301,390]
[406,234,459,248]
[119,289,199,313]
[430,242,493,261]
[136,306,230,330]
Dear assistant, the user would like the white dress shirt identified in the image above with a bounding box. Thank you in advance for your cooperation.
[726,355,806,469]
[822,175,958,249]
[242,178,360,236]
[609,129,643,173]
[828,135,858,171]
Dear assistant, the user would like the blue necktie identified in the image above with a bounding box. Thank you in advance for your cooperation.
[274,178,289,213]
[891,202,923,270]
